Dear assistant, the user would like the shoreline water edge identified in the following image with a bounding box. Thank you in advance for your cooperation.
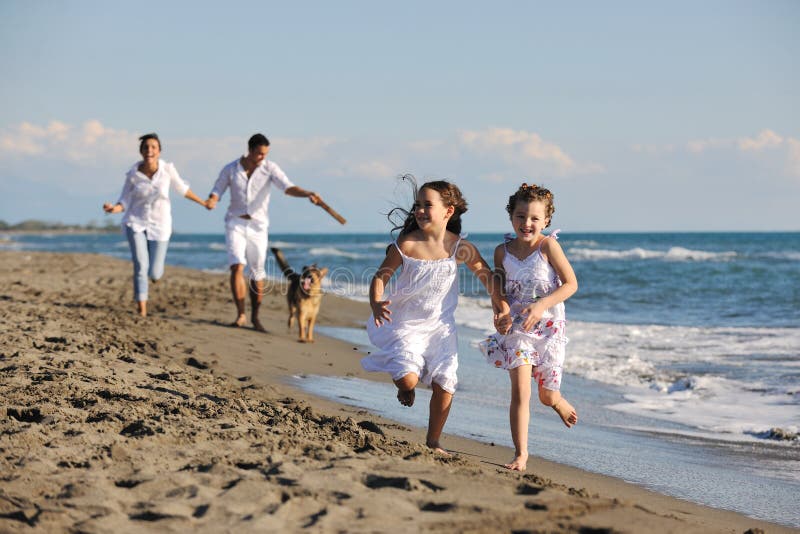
[1,234,798,530]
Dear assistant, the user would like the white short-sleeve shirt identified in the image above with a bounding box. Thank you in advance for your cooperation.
[210,158,295,226]
[116,159,190,241]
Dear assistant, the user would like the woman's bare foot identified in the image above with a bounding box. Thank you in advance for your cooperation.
[137,301,147,317]
[230,314,247,327]
[552,398,578,428]
[426,441,451,456]
[397,388,415,407]
[504,452,528,471]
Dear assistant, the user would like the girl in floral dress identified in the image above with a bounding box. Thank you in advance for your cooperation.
[480,183,579,471]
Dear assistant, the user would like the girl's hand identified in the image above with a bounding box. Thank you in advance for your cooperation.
[521,302,546,332]
[494,312,512,335]
[103,202,122,214]
[371,300,392,327]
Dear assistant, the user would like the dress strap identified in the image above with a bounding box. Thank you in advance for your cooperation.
[536,228,561,252]
[503,232,514,252]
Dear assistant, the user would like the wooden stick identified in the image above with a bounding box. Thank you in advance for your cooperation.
[317,199,347,225]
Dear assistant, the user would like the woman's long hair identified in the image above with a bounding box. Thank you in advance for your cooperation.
[388,174,468,238]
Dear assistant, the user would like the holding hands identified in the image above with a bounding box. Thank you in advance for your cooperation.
[103,202,123,214]
[493,311,512,335]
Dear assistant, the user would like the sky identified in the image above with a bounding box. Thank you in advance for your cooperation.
[0,1,798,234]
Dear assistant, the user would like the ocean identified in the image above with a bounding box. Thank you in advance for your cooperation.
[3,230,798,527]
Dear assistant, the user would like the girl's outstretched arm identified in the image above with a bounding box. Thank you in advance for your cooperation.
[458,240,510,323]
[370,245,402,327]
[520,237,578,331]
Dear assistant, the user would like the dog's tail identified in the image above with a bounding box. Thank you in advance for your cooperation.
[270,247,298,280]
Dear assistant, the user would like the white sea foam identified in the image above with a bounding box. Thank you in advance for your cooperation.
[609,375,800,443]
[460,313,800,443]
[567,246,737,262]
[308,247,365,260]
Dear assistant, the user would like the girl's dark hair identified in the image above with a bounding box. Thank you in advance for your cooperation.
[139,133,161,152]
[248,133,270,151]
[506,182,555,227]
[388,174,468,237]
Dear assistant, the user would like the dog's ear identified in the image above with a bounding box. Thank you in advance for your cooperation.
[319,267,329,278]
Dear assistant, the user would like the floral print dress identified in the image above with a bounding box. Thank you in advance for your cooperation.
[479,232,567,391]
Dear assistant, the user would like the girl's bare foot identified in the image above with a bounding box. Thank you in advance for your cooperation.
[397,388,415,407]
[552,399,578,428]
[230,314,247,327]
[137,302,147,317]
[426,441,451,456]
[504,452,528,471]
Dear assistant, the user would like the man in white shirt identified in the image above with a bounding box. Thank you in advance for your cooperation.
[207,133,321,332]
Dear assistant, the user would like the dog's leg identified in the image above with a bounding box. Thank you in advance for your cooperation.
[288,303,296,330]
[307,314,317,343]
[297,310,307,342]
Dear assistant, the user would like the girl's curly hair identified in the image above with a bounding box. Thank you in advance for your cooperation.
[506,182,555,227]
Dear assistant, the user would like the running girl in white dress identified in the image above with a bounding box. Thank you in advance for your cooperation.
[480,183,579,471]
[363,178,508,455]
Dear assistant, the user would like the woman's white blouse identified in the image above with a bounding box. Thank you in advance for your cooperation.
[116,159,190,241]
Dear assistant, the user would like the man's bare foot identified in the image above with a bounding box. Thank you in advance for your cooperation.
[252,317,267,333]
[230,314,247,327]
[504,452,528,471]
[552,398,578,428]
[397,388,415,407]
[426,441,451,456]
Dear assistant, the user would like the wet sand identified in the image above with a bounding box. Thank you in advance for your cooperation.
[0,251,793,533]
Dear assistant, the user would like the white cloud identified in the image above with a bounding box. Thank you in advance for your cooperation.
[0,119,138,164]
[637,129,800,178]
[737,129,783,151]
[457,127,581,175]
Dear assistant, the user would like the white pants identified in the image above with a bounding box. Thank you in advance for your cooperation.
[225,218,268,281]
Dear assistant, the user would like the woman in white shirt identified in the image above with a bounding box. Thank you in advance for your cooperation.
[103,133,208,317]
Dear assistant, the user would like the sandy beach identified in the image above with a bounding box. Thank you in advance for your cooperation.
[0,250,794,533]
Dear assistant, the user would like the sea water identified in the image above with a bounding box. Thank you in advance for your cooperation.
[3,231,799,526]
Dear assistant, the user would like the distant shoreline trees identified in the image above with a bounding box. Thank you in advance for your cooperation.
[0,219,118,233]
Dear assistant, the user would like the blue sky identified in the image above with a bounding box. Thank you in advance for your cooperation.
[1,1,798,233]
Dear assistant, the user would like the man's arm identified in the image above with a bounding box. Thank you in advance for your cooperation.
[285,186,320,205]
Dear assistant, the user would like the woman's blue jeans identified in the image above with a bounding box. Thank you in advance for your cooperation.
[125,227,169,302]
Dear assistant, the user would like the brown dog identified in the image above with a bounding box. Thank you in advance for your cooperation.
[270,247,328,343]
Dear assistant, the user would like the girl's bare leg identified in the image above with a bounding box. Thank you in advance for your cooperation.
[506,365,532,471]
[539,387,577,428]
[137,301,147,317]
[426,383,453,455]
[393,373,419,407]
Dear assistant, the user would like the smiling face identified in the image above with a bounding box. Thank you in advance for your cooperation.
[414,187,454,231]
[511,199,549,243]
[139,138,161,164]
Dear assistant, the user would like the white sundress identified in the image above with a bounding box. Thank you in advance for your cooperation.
[361,237,462,394]
[479,231,568,391]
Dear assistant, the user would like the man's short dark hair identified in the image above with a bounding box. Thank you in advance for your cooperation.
[248,133,270,152]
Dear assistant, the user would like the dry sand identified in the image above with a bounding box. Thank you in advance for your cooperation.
[0,251,794,533]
